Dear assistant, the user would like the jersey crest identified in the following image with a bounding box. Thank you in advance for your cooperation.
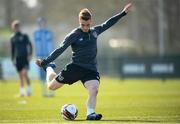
[92,31,98,38]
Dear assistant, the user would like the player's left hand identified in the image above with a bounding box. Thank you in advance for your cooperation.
[123,2,132,14]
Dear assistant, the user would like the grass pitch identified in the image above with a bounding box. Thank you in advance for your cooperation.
[0,78,180,124]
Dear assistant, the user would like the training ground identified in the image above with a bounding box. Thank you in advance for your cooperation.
[0,78,180,124]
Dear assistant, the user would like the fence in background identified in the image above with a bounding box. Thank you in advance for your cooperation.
[118,56,180,79]
[0,56,180,80]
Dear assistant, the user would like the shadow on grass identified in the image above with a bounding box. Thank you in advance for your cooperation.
[74,119,162,123]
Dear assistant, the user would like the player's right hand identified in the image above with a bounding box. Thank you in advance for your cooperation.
[35,59,42,67]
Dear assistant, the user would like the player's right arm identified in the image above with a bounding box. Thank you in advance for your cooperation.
[40,31,78,66]
[10,37,15,65]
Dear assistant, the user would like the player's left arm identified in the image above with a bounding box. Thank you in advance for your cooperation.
[94,2,132,35]
[25,34,33,60]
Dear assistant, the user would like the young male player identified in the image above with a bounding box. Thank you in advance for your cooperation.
[10,20,33,97]
[36,3,132,120]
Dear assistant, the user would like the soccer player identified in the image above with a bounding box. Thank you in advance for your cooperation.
[34,17,55,97]
[36,3,132,120]
[10,20,33,97]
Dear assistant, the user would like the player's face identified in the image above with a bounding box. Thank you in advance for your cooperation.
[79,19,92,32]
[12,25,20,32]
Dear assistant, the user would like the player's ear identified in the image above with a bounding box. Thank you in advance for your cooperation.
[79,18,82,24]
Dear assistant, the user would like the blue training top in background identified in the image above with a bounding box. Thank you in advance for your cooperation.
[33,28,54,57]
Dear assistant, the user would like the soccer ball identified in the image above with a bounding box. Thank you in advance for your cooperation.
[61,104,78,120]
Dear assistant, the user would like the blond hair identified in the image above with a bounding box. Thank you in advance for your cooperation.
[11,20,20,29]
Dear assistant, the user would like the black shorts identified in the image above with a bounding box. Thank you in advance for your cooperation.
[15,57,29,72]
[55,63,100,85]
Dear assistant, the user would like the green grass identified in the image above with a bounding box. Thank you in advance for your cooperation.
[0,78,180,124]
[0,28,11,40]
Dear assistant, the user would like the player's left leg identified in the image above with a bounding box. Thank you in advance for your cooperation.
[18,70,26,96]
[39,68,55,97]
[23,68,32,96]
[39,69,47,96]
[84,80,102,120]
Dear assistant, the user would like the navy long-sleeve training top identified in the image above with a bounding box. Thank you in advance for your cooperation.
[43,11,127,72]
[10,32,33,61]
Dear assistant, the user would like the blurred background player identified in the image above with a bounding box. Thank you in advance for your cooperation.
[10,20,33,97]
[33,17,55,97]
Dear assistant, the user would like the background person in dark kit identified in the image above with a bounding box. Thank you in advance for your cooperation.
[10,20,33,97]
[33,17,55,97]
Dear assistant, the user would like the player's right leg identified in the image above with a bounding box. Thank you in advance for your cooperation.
[35,59,64,91]
[16,60,26,97]
[46,66,64,90]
